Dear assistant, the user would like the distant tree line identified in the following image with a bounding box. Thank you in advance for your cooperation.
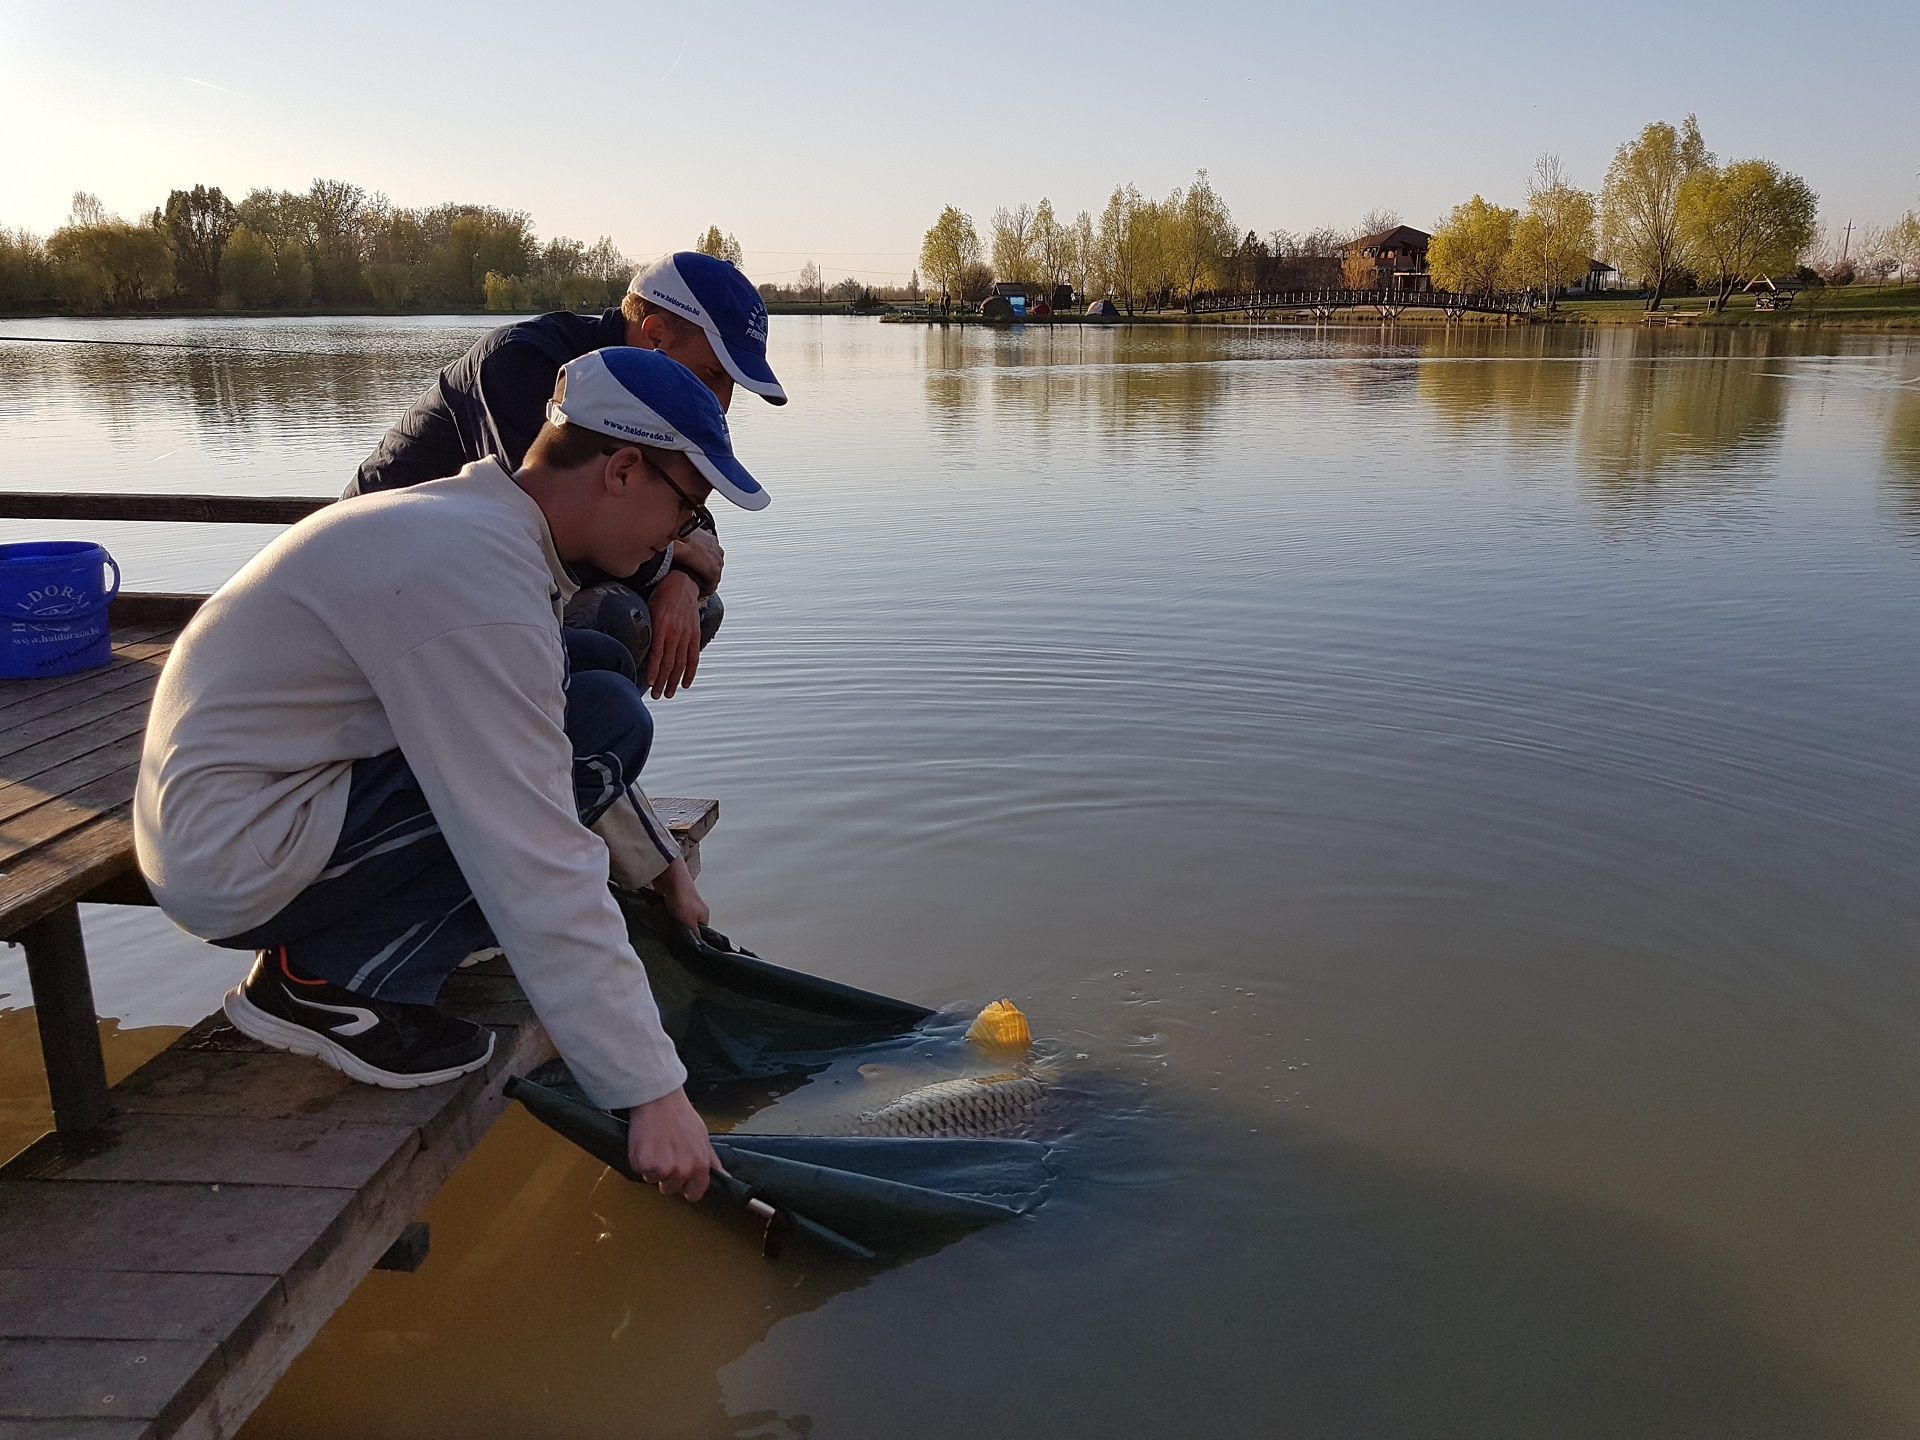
[918,171,1241,313]
[0,180,635,314]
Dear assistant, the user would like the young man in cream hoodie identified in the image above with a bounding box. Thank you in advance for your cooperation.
[136,348,768,1201]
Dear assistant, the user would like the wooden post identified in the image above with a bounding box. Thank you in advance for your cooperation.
[15,903,113,1134]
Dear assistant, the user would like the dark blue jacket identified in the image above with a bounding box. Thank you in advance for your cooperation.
[351,308,628,497]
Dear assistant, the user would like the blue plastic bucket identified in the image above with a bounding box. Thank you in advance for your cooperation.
[0,542,122,680]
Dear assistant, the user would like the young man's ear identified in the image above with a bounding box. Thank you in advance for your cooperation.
[636,312,671,351]
[601,445,644,496]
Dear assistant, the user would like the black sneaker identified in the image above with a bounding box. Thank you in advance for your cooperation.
[223,950,494,1089]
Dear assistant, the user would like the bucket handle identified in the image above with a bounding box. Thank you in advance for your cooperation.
[101,552,121,609]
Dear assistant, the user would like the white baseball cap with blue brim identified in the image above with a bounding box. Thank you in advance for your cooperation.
[547,347,770,511]
[628,251,787,405]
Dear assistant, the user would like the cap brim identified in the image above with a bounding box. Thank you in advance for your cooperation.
[685,444,771,512]
[711,334,787,406]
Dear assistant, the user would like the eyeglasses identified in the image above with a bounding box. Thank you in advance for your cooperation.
[603,446,714,538]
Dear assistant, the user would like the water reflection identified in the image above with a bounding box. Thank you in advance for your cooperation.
[1882,387,1920,532]
[238,1109,873,1440]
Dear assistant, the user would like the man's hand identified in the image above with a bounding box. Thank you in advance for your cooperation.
[628,1087,722,1202]
[673,527,724,591]
[645,570,703,699]
[650,855,710,932]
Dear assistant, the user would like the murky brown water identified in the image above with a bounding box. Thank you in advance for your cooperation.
[4,316,1920,1437]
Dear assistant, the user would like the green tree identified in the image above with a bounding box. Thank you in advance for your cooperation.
[1677,159,1819,310]
[233,189,313,306]
[1032,198,1070,294]
[920,205,980,302]
[1508,155,1597,310]
[220,224,277,308]
[694,225,743,264]
[990,202,1037,285]
[0,228,57,310]
[300,178,367,303]
[1098,184,1144,311]
[1889,213,1920,284]
[160,185,237,305]
[1169,169,1236,306]
[1429,195,1518,298]
[1601,115,1711,311]
[46,215,170,309]
[1070,208,1098,300]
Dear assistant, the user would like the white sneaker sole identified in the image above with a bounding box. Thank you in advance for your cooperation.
[223,987,494,1089]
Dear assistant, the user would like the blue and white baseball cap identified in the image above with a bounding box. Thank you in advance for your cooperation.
[547,347,770,511]
[628,252,786,406]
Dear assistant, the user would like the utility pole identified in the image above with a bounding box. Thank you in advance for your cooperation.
[1841,219,1852,261]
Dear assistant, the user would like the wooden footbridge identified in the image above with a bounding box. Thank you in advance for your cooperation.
[0,491,718,1438]
[1193,288,1538,321]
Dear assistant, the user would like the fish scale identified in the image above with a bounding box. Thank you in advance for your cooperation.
[852,1073,1049,1138]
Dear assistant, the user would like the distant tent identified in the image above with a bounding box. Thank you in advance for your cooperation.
[979,295,1017,323]
[1086,299,1121,319]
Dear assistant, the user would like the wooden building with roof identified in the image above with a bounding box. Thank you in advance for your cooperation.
[1348,226,1433,292]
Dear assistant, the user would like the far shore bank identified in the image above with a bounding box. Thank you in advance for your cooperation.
[5,286,1918,332]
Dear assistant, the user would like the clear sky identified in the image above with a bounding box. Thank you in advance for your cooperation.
[3,0,1915,284]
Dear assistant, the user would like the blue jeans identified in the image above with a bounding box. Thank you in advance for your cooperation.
[215,631,652,1004]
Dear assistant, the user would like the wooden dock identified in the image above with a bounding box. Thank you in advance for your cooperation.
[0,493,718,1437]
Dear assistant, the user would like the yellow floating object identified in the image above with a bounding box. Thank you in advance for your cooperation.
[965,998,1032,1052]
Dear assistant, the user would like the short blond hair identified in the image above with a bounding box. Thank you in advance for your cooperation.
[619,291,701,335]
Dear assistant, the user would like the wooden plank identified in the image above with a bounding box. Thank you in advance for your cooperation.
[0,816,137,940]
[0,1115,417,1189]
[0,1271,277,1344]
[108,595,203,628]
[0,705,150,786]
[0,1420,152,1439]
[654,796,719,844]
[0,738,143,826]
[0,1181,358,1276]
[0,660,161,729]
[0,768,141,869]
[0,629,177,711]
[0,674,159,761]
[0,1337,216,1422]
[0,494,329,526]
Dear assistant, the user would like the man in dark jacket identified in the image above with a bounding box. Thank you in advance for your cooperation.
[350,252,785,699]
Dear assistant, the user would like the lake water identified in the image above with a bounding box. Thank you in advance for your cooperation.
[3,315,1919,1438]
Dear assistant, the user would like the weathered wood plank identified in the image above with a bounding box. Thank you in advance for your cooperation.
[0,494,329,526]
[107,595,204,628]
[653,796,719,844]
[0,1271,276,1345]
[0,705,150,788]
[0,1419,153,1439]
[0,675,159,762]
[0,1337,219,1423]
[0,1182,355,1276]
[0,817,138,940]
[0,770,142,869]
[0,660,160,729]
[1,1115,418,1189]
[0,630,179,710]
[0,740,144,827]
[110,1023,467,1131]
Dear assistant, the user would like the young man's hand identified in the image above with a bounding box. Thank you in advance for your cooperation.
[673,527,724,590]
[650,855,710,932]
[645,570,702,699]
[628,1087,722,1202]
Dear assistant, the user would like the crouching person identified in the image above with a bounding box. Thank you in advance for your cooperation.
[134,347,771,1200]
